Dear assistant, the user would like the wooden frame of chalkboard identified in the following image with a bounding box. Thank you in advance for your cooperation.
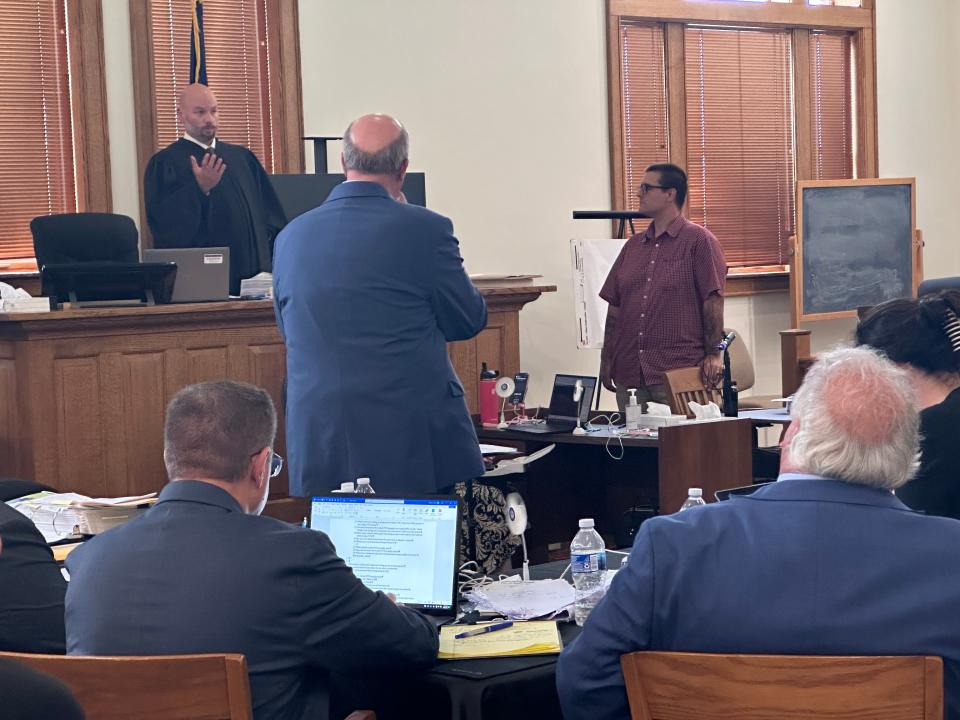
[792,177,922,326]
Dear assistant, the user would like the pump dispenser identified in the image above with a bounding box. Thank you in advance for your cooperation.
[625,388,641,431]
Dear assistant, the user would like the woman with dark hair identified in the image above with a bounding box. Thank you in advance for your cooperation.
[855,289,960,518]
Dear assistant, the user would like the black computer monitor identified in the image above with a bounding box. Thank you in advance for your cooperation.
[269,173,426,222]
[41,262,178,308]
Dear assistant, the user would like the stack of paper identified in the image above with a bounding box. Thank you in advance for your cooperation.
[71,494,158,534]
[7,492,157,542]
[7,492,87,543]
[438,621,562,659]
[469,274,543,288]
[465,577,575,620]
[239,272,273,299]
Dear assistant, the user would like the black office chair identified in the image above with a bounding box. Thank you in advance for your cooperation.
[30,213,139,268]
[918,277,960,297]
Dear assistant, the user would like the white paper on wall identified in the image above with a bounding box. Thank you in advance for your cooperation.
[570,238,627,349]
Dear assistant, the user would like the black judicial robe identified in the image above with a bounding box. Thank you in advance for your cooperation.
[144,138,287,294]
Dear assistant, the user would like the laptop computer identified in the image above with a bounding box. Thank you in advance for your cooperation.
[141,247,230,303]
[309,495,460,620]
[511,374,597,434]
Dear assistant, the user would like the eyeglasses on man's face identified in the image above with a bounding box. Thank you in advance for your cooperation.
[269,453,284,478]
[637,182,668,195]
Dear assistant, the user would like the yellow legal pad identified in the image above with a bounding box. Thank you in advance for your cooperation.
[438,621,563,660]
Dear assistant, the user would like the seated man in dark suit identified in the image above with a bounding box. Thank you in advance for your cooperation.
[0,499,67,653]
[65,381,438,720]
[558,346,960,720]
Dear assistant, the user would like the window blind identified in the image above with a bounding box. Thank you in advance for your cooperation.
[618,21,669,215]
[810,31,854,180]
[0,0,75,263]
[684,27,794,267]
[149,0,275,171]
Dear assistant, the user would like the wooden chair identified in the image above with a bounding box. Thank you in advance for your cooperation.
[0,652,253,720]
[663,367,721,417]
[621,651,942,720]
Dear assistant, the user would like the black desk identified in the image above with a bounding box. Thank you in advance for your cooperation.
[410,558,624,720]
[476,419,752,563]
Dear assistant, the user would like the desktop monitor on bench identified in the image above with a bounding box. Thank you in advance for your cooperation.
[41,262,178,308]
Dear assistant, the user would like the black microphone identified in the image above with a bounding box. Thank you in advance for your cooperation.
[716,331,737,353]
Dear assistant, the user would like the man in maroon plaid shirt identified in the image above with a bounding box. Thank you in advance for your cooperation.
[600,163,727,413]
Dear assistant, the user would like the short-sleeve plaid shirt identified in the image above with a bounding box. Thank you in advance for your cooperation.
[599,215,727,388]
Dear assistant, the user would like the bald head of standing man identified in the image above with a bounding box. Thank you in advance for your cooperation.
[341,113,409,201]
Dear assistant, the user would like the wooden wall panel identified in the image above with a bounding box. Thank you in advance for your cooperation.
[184,347,230,385]
[0,355,16,472]
[247,343,289,496]
[55,357,105,496]
[119,352,167,495]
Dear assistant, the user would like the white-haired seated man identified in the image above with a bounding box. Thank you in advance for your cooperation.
[558,346,960,720]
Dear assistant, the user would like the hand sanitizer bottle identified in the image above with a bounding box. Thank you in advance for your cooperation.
[625,389,642,431]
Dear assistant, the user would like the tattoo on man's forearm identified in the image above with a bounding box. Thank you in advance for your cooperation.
[703,295,723,351]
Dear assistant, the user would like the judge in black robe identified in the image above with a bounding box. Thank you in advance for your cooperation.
[143,83,286,295]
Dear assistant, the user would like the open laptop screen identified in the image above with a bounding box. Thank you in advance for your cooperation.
[309,496,459,612]
[548,374,597,423]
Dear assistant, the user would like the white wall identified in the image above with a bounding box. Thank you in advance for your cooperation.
[101,0,140,227]
[299,0,613,405]
[100,0,960,405]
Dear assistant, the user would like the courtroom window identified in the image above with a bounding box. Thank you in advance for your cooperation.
[0,0,75,269]
[684,27,794,268]
[617,22,669,218]
[609,0,873,276]
[810,31,855,181]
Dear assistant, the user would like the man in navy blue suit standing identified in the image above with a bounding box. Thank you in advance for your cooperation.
[273,114,486,497]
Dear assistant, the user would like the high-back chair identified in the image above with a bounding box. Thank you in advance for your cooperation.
[0,652,253,720]
[622,651,942,720]
[663,366,721,417]
[30,213,139,268]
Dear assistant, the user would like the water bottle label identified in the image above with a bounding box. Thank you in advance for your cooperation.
[571,552,606,573]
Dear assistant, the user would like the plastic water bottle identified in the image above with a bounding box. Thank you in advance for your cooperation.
[680,487,706,511]
[355,478,375,495]
[570,518,606,626]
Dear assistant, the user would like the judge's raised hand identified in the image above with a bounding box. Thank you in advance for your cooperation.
[190,152,226,195]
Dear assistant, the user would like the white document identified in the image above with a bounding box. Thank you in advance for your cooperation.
[479,444,520,455]
[6,492,86,543]
[483,444,556,478]
[465,578,576,620]
[570,238,627,349]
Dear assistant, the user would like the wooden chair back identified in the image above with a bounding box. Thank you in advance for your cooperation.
[663,367,721,417]
[621,651,942,720]
[0,652,253,720]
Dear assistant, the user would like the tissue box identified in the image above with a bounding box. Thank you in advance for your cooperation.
[636,414,687,428]
[0,297,51,313]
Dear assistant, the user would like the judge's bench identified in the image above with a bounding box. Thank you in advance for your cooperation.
[0,285,555,512]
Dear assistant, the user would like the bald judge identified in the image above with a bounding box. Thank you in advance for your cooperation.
[144,83,286,294]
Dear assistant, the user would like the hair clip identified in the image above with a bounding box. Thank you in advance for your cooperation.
[944,308,960,354]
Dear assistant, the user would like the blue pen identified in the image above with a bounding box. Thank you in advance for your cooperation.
[455,621,514,639]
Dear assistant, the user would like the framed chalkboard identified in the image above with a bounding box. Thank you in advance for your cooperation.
[793,178,920,324]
